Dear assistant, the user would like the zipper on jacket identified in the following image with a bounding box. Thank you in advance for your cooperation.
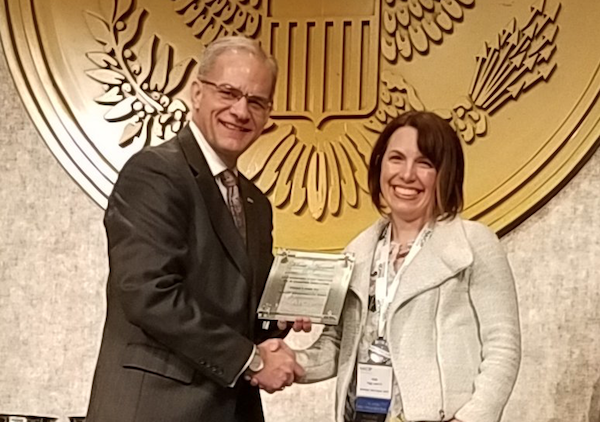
[399,410,407,422]
[339,294,368,421]
[433,288,446,421]
[386,319,405,419]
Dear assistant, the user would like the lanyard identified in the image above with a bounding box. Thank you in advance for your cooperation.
[375,221,432,339]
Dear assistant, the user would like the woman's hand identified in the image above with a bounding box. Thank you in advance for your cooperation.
[277,317,312,332]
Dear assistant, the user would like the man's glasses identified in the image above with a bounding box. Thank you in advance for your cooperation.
[199,79,272,115]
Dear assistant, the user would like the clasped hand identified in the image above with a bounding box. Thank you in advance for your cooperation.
[247,318,311,393]
[249,338,304,393]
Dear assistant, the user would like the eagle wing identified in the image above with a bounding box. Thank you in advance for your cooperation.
[171,0,262,44]
[381,0,475,62]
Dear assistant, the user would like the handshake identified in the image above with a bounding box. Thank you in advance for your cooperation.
[245,318,312,394]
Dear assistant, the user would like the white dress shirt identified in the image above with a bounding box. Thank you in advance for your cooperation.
[188,120,237,202]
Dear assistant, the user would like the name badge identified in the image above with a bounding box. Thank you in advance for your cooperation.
[355,363,393,415]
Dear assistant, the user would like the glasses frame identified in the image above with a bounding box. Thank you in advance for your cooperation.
[199,79,273,115]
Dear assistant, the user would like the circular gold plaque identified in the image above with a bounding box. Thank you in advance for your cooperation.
[1,0,599,250]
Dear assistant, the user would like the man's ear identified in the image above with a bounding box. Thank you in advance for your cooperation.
[191,78,203,110]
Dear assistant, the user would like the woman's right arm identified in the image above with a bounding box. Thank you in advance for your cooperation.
[294,318,344,383]
[293,228,375,384]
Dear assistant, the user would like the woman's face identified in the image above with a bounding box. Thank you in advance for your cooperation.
[380,126,437,224]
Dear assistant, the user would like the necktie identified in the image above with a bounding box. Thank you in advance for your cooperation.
[219,169,246,244]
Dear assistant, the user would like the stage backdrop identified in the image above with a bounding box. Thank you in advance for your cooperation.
[0,1,599,421]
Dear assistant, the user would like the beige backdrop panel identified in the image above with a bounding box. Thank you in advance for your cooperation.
[1,37,600,422]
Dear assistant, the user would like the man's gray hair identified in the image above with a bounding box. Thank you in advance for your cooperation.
[197,36,278,95]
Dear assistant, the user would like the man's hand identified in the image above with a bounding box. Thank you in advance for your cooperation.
[277,317,312,332]
[249,339,304,393]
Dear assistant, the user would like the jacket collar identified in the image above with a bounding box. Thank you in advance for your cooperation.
[347,218,388,310]
[177,125,253,283]
[349,216,473,312]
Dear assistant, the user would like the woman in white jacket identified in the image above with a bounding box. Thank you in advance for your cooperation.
[295,111,521,422]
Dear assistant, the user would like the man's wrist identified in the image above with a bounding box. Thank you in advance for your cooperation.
[247,347,264,373]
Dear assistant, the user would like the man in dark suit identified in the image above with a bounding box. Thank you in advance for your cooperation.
[86,36,303,422]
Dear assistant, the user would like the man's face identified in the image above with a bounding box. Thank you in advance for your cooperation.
[191,50,274,167]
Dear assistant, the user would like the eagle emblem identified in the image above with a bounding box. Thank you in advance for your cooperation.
[83,0,560,221]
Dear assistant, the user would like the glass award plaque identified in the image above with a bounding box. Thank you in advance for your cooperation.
[257,249,355,325]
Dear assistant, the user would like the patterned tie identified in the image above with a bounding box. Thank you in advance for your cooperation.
[219,169,246,244]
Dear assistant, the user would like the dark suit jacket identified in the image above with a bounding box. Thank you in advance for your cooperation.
[86,125,280,422]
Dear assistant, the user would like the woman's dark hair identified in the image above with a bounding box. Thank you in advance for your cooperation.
[368,111,465,220]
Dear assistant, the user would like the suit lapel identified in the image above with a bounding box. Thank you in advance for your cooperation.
[389,218,473,314]
[239,176,262,315]
[178,125,252,283]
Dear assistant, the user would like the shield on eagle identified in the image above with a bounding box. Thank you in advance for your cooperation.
[262,0,380,126]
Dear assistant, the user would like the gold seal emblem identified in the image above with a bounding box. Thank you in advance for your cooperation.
[1,0,599,250]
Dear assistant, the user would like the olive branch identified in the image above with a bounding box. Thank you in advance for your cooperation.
[84,0,196,147]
